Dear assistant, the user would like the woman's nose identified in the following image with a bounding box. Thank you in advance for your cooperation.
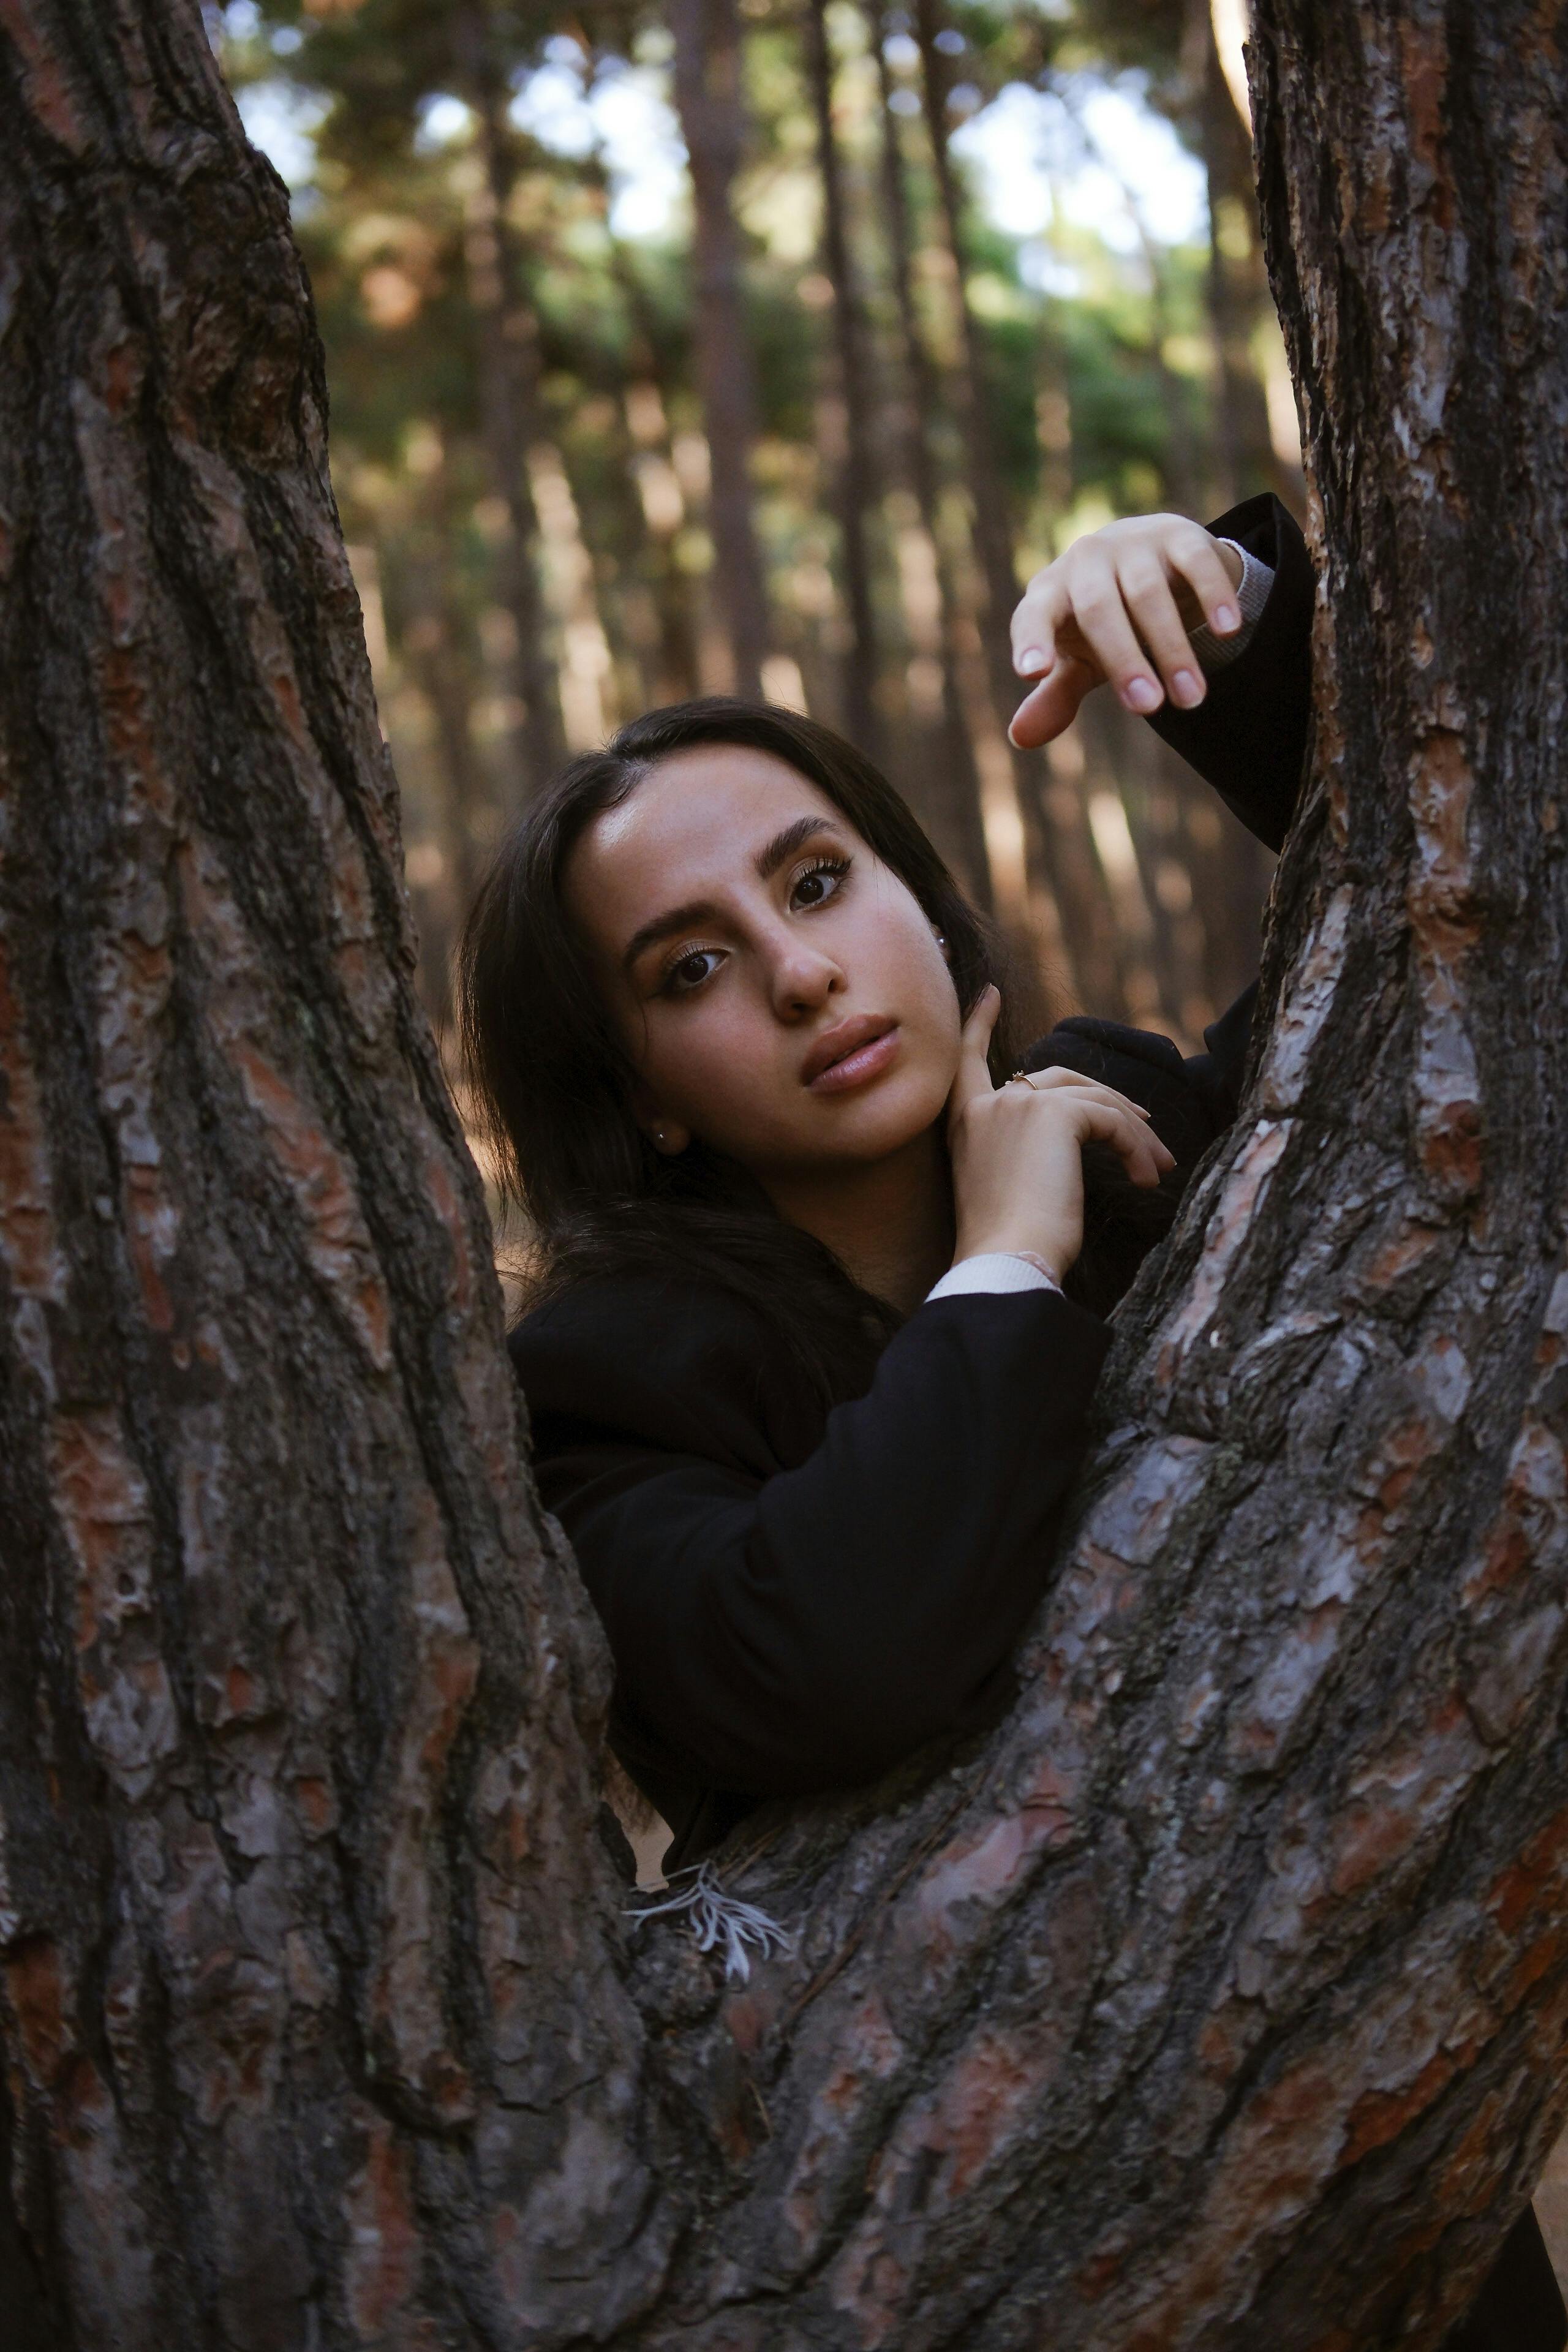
[766,934,845,1017]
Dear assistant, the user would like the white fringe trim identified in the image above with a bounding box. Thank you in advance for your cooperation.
[626,1861,794,1983]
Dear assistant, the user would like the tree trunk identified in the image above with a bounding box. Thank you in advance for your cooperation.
[910,0,1125,1011]
[598,206,704,704]
[1186,0,1289,506]
[669,0,772,701]
[452,1,567,794]
[866,0,993,908]
[0,9,639,2340]
[804,0,883,760]
[910,0,1018,712]
[404,577,484,920]
[4,4,1568,2348]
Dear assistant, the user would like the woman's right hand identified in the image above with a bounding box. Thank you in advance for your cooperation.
[945,988,1176,1283]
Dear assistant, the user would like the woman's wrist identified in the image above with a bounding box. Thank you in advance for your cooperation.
[952,1238,1066,1286]
[927,1251,1061,1304]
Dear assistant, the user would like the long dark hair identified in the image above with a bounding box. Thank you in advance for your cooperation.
[459,697,1175,1403]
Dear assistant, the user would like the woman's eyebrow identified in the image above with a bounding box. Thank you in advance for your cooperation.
[754,813,845,880]
[621,899,717,975]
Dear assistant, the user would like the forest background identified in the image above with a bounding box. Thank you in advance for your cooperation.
[213,0,1302,1115]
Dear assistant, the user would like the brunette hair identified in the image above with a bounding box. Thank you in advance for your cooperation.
[459,697,1176,1401]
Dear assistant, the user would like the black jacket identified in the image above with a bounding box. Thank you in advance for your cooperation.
[509,495,1564,2352]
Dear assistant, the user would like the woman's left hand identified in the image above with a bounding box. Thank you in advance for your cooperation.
[1007,513,1243,748]
[945,989,1176,1282]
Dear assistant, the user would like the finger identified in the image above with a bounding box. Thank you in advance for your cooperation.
[1076,1101,1177,1188]
[1014,1069,1155,1121]
[948,984,1001,1122]
[1117,556,1209,712]
[1067,556,1167,715]
[1008,654,1096,748]
[1167,526,1243,636]
[1009,568,1070,678]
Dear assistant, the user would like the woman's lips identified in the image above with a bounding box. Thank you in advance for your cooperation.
[804,1019,900,1094]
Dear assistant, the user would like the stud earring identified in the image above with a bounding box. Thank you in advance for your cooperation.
[654,1126,667,1147]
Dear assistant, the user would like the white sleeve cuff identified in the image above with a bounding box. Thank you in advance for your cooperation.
[1189,539,1275,674]
[925,1253,1061,1303]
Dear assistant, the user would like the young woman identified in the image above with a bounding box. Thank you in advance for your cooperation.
[461,490,1561,2352]
[463,491,1303,1866]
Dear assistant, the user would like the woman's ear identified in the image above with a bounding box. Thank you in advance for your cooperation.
[630,1080,690,1156]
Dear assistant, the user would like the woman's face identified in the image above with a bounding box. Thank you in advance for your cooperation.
[565,744,964,1185]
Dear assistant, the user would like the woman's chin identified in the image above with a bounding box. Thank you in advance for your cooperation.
[718,1071,951,1183]
[803,1082,947,1165]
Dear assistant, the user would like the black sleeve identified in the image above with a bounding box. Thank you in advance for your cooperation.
[1147,489,1315,853]
[1012,495,1313,1164]
[513,1283,1110,1800]
[1450,2210,1567,2352]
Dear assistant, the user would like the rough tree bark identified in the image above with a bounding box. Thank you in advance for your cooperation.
[2,4,1568,2349]
[668,0,772,702]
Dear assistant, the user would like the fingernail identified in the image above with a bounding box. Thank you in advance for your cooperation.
[1016,646,1047,675]
[1123,676,1161,713]
[1171,668,1204,707]
[1215,602,1240,633]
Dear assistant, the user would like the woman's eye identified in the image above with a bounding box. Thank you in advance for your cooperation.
[664,948,723,995]
[791,856,849,910]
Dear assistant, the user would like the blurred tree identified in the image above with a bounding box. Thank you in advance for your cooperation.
[911,0,1024,723]
[907,2,1136,1020]
[669,0,773,698]
[864,0,992,902]
[1182,0,1289,503]
[453,0,568,786]
[804,0,883,759]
